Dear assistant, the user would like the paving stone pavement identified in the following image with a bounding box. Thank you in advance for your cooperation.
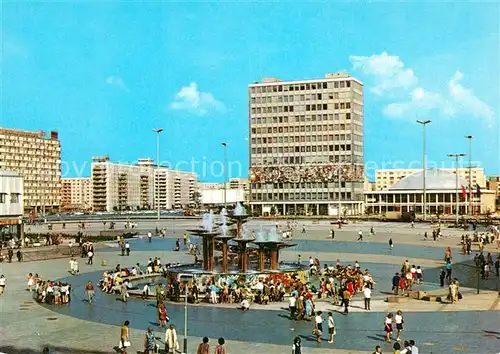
[1,221,499,354]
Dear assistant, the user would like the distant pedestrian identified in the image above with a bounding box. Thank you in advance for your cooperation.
[395,310,404,341]
[87,250,94,265]
[389,238,394,249]
[125,242,130,256]
[439,268,446,287]
[143,327,156,354]
[214,337,227,354]
[314,311,324,343]
[330,229,335,239]
[384,313,393,343]
[196,337,210,354]
[16,249,23,262]
[120,320,130,354]
[292,336,302,354]
[363,285,371,310]
[327,312,336,343]
[148,232,152,243]
[0,275,6,295]
[357,230,363,241]
[85,281,95,303]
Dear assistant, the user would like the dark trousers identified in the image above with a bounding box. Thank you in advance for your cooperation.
[290,306,296,319]
[88,256,93,265]
[344,299,349,313]
[364,298,370,310]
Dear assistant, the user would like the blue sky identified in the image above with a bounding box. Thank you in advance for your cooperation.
[2,2,499,182]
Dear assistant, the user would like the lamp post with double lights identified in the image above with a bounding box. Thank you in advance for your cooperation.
[152,128,164,220]
[417,120,431,220]
[447,153,466,225]
[464,135,474,215]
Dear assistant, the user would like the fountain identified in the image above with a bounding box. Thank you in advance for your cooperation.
[170,204,307,295]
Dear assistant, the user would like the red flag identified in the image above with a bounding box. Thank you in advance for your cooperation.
[461,185,467,200]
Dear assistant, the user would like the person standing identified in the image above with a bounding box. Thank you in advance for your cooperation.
[439,268,446,287]
[363,285,371,310]
[143,327,156,354]
[214,337,227,354]
[292,336,302,354]
[289,294,297,320]
[165,324,178,353]
[495,257,500,277]
[314,311,324,343]
[342,287,350,313]
[125,242,130,256]
[85,281,95,304]
[327,311,336,344]
[120,320,130,354]
[148,231,152,243]
[196,337,210,354]
[395,310,404,341]
[445,261,452,283]
[0,275,6,295]
[87,249,94,265]
[330,229,335,240]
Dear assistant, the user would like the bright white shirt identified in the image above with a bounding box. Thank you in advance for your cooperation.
[289,297,296,307]
[395,314,403,324]
[87,251,93,257]
[328,316,335,328]
[0,278,5,286]
[130,268,137,276]
[241,299,249,308]
[125,243,130,249]
[416,268,423,274]
[148,232,152,238]
[385,317,392,325]
[363,274,370,282]
[309,258,314,265]
[143,285,150,292]
[315,315,323,324]
[355,262,360,268]
[411,267,416,274]
[363,288,371,298]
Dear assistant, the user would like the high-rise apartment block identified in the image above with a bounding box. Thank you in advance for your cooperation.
[375,168,486,191]
[61,177,92,211]
[0,128,61,214]
[91,156,197,212]
[248,73,364,216]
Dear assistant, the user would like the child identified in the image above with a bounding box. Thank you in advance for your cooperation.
[327,311,336,344]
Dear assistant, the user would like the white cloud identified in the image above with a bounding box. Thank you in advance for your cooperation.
[447,71,494,122]
[170,82,225,116]
[350,52,418,95]
[351,52,494,123]
[106,76,129,92]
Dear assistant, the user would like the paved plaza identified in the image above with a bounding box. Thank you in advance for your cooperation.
[1,220,499,353]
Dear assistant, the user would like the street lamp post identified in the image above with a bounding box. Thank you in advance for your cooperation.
[152,128,163,220]
[179,273,193,354]
[221,142,227,208]
[338,163,342,219]
[465,135,474,215]
[448,153,466,225]
[417,120,431,221]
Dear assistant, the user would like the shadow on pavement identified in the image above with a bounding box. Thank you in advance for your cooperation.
[0,345,114,354]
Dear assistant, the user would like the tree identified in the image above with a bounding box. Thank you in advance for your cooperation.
[270,206,277,215]
[190,191,202,211]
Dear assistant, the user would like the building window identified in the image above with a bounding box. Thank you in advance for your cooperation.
[0,193,6,203]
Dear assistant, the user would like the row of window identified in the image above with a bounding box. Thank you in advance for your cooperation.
[250,80,351,94]
[251,93,350,104]
[252,182,351,189]
[366,193,468,203]
[250,112,362,124]
[252,143,356,154]
[250,103,351,115]
[252,134,358,144]
[251,123,356,134]
[252,154,363,165]
[251,191,353,202]
[0,193,20,204]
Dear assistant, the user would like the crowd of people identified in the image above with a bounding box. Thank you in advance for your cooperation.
[27,272,72,305]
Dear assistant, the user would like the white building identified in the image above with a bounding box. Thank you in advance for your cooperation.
[201,189,246,206]
[248,73,364,216]
[61,177,92,211]
[375,168,486,191]
[91,156,197,212]
[0,170,24,241]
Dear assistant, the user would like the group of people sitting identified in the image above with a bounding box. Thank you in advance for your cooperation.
[28,273,72,305]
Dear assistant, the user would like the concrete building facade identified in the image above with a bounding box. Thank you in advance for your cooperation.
[0,170,24,242]
[248,73,364,216]
[61,177,92,211]
[91,156,197,212]
[375,168,486,191]
[0,128,61,214]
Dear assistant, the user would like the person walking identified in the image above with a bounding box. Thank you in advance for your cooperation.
[119,320,130,354]
[164,324,178,353]
[384,313,394,343]
[289,293,297,320]
[342,287,350,313]
[214,337,227,354]
[389,238,394,249]
[292,336,302,354]
[363,285,371,310]
[196,337,210,354]
[0,275,6,295]
[357,230,363,241]
[143,327,156,354]
[87,249,94,265]
[125,242,130,256]
[85,281,95,304]
[148,231,152,243]
[439,268,446,287]
[327,311,336,344]
[330,229,335,240]
[395,310,404,341]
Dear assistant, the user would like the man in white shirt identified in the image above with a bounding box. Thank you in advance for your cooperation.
[125,242,130,256]
[363,286,371,310]
[0,275,6,295]
[148,232,152,243]
[400,340,419,354]
[240,298,250,311]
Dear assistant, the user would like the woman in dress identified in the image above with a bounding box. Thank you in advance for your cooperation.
[384,312,393,343]
[143,327,156,354]
[158,302,168,328]
[120,320,130,354]
[395,310,404,341]
[165,324,178,354]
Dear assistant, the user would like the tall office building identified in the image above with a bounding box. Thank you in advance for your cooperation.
[248,73,364,216]
[0,128,61,214]
[91,156,197,212]
[61,177,92,211]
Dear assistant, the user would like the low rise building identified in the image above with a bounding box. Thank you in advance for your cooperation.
[0,170,24,242]
[365,169,495,216]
